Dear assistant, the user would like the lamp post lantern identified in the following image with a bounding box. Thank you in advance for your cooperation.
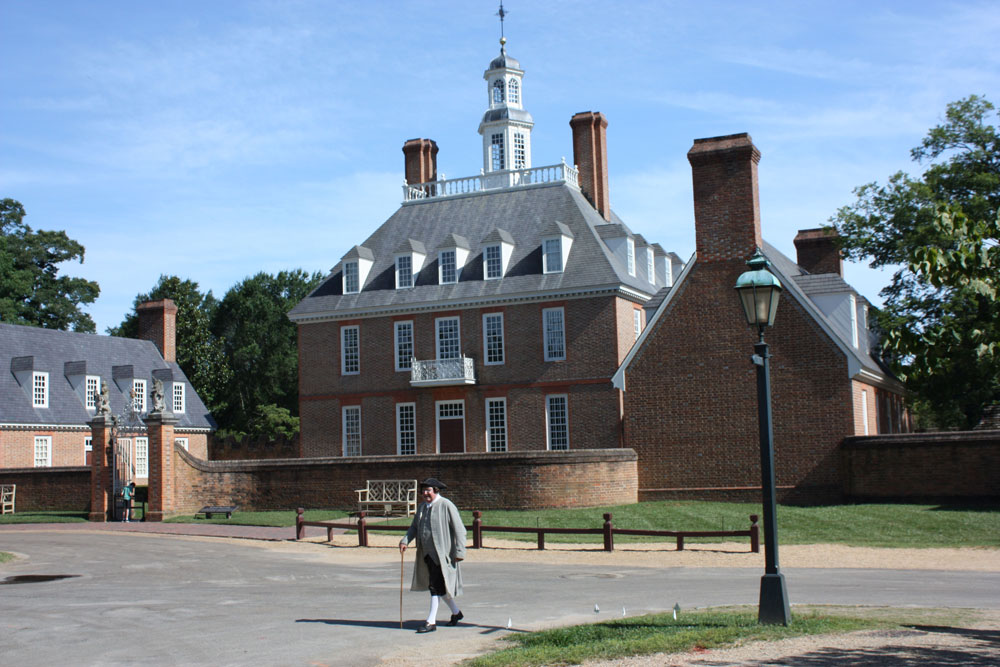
[735,249,792,625]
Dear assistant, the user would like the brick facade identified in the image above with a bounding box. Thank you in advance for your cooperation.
[0,467,90,511]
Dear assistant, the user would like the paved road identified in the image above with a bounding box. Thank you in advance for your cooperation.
[1,529,998,666]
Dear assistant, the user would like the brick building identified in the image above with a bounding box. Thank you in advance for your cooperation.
[613,133,908,503]
[1,299,215,480]
[289,42,680,457]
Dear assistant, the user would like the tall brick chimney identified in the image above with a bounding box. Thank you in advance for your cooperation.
[570,111,610,221]
[402,138,439,186]
[687,133,762,263]
[794,228,843,276]
[137,299,178,363]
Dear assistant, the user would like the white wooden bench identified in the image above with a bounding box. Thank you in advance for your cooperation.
[1,484,14,514]
[355,480,417,517]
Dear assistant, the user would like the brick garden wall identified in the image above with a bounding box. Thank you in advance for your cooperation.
[170,446,638,513]
[842,430,1000,500]
[0,467,90,511]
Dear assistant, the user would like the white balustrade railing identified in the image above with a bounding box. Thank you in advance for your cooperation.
[410,356,476,385]
[403,160,580,202]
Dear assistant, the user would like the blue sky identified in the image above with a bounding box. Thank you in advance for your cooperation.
[2,1,998,332]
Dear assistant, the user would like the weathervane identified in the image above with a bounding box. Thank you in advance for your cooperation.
[497,1,507,45]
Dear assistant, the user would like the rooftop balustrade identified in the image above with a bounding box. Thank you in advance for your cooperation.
[403,160,579,203]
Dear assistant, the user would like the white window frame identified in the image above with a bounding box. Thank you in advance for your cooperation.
[492,79,504,104]
[34,435,52,467]
[32,371,49,408]
[435,316,461,360]
[435,400,465,453]
[513,133,526,169]
[85,375,100,411]
[491,133,505,171]
[395,254,413,289]
[507,77,519,104]
[343,261,359,294]
[174,437,189,451]
[861,389,870,436]
[634,309,642,340]
[485,397,507,452]
[396,403,416,455]
[849,295,859,348]
[484,244,503,280]
[135,437,149,478]
[483,312,505,365]
[543,307,566,361]
[546,395,569,451]
[133,379,146,413]
[626,237,636,276]
[342,405,362,457]
[172,382,186,413]
[341,325,360,375]
[439,249,457,284]
[394,320,414,372]
[543,238,562,274]
[646,247,655,284]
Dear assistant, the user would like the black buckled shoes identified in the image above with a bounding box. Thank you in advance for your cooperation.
[417,623,436,633]
[447,611,464,626]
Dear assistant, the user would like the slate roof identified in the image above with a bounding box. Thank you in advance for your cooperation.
[1,323,215,430]
[289,182,671,321]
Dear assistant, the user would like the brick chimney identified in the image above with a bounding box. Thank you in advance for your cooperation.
[570,111,610,221]
[687,133,762,263]
[137,299,178,363]
[793,228,843,276]
[402,138,439,186]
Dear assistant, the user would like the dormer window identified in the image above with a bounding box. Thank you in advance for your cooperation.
[396,255,413,288]
[440,250,457,284]
[481,228,515,280]
[508,78,519,104]
[850,294,859,348]
[541,222,574,275]
[492,79,504,104]
[133,379,146,413]
[646,247,655,284]
[33,371,48,408]
[393,239,426,291]
[343,262,359,294]
[485,245,503,279]
[86,375,100,410]
[626,238,636,276]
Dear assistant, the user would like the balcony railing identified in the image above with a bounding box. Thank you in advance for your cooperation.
[403,160,580,202]
[410,356,477,387]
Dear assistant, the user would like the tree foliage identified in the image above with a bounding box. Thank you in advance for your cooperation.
[0,198,100,332]
[833,95,1000,429]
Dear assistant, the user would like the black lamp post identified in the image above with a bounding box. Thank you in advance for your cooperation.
[735,249,792,626]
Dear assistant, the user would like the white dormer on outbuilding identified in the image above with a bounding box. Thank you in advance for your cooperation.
[541,221,573,274]
[481,227,515,279]
[393,239,427,289]
[437,233,471,285]
[478,38,534,175]
[341,245,374,295]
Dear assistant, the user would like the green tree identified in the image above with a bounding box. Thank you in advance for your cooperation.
[833,95,1000,428]
[211,269,322,437]
[0,198,100,332]
[110,275,231,415]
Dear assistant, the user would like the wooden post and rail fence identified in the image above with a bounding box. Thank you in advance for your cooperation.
[295,508,760,553]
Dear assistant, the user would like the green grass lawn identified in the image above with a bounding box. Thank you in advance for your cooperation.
[0,551,16,563]
[0,511,89,524]
[463,605,980,666]
[163,509,349,527]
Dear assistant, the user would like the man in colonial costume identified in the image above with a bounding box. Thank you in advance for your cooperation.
[399,478,467,633]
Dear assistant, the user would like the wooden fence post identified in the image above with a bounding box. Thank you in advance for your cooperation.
[472,510,482,549]
[358,511,368,547]
[749,514,760,553]
[295,508,305,540]
[603,513,614,552]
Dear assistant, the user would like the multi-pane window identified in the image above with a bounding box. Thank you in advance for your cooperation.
[646,247,655,284]
[343,406,362,457]
[850,295,859,348]
[634,309,642,340]
[172,382,185,413]
[341,325,360,375]
[483,313,505,365]
[626,238,636,276]
[397,403,416,455]
[491,134,505,171]
[343,261,359,294]
[486,398,507,452]
[133,379,146,412]
[513,133,526,169]
[32,371,48,408]
[34,436,52,467]
[135,437,149,478]
[546,395,569,450]
[508,78,519,104]
[543,238,562,273]
[85,375,100,410]
[396,255,413,289]
[436,317,461,360]
[485,245,503,279]
[175,438,189,451]
[439,250,457,284]
[394,321,413,371]
[543,307,566,361]
[492,79,504,104]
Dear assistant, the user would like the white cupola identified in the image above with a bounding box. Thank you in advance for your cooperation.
[478,37,534,174]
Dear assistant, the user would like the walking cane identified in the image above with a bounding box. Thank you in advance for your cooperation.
[399,549,404,629]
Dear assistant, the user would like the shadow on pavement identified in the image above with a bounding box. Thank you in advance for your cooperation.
[295,618,527,635]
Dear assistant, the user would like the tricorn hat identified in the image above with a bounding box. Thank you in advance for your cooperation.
[419,477,447,490]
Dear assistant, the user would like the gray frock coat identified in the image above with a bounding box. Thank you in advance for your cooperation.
[401,496,467,596]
